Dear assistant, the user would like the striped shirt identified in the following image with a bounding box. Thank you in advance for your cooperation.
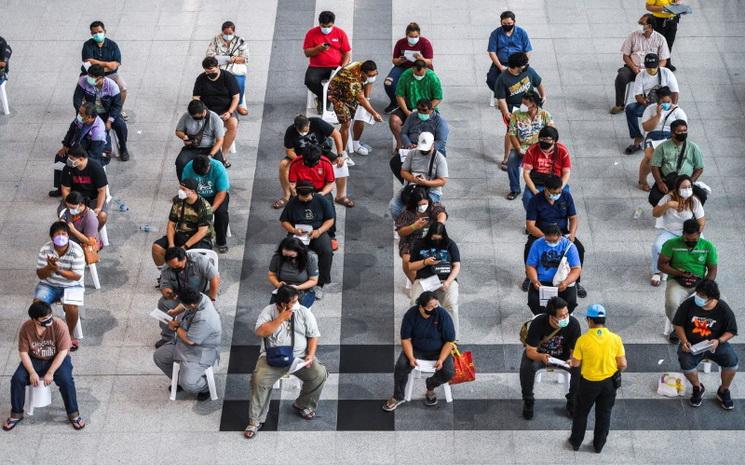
[36,241,85,287]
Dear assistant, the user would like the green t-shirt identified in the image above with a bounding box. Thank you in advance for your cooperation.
[508,109,553,151]
[395,68,444,110]
[660,236,717,278]
[650,140,704,177]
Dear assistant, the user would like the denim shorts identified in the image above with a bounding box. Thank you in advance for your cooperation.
[678,341,739,373]
[34,282,67,304]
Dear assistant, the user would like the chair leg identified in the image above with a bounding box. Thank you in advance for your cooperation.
[25,386,34,416]
[404,371,415,402]
[443,383,453,403]
[100,225,110,247]
[0,82,9,115]
[73,318,84,340]
[229,141,236,154]
[170,362,181,400]
[205,366,218,400]
[226,225,232,238]
[88,263,101,289]
[703,361,712,374]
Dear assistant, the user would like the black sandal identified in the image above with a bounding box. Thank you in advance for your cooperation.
[2,417,22,431]
[506,192,519,200]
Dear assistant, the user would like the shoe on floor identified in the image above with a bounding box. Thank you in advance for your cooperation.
[717,387,734,410]
[690,383,705,407]
[521,278,530,292]
[423,392,438,407]
[217,245,229,254]
[576,283,587,298]
[48,189,62,198]
[624,144,641,155]
[119,149,130,161]
[506,191,520,201]
[331,239,339,251]
[382,398,405,412]
[196,390,211,401]
[312,285,324,301]
[120,111,129,120]
[567,439,580,451]
[154,339,169,349]
[384,103,399,114]
[344,155,356,167]
[355,145,369,156]
[522,400,534,420]
[609,106,624,115]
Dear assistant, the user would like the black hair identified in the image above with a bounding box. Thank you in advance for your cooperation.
[413,59,427,70]
[405,22,421,34]
[588,316,606,325]
[29,301,52,319]
[188,99,206,116]
[544,174,563,191]
[165,246,187,262]
[202,56,218,69]
[695,279,720,300]
[319,11,335,24]
[545,296,568,316]
[507,52,529,69]
[222,21,236,31]
[193,155,212,175]
[640,13,655,24]
[416,291,438,308]
[80,101,97,118]
[88,64,105,78]
[89,21,105,30]
[500,11,516,21]
[416,98,433,110]
[405,186,430,212]
[361,60,377,73]
[424,221,449,245]
[65,191,86,206]
[49,221,69,237]
[68,146,88,159]
[670,119,687,132]
[276,236,309,275]
[521,90,540,105]
[276,284,300,304]
[539,126,559,141]
[657,86,672,99]
[683,218,701,234]
[673,174,692,191]
[302,144,322,165]
[294,114,310,130]
[541,223,562,237]
[179,288,202,306]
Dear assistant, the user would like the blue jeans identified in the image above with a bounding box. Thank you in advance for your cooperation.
[270,288,316,308]
[644,130,670,148]
[389,190,441,220]
[384,65,407,105]
[233,74,246,106]
[678,342,739,373]
[34,282,83,305]
[10,356,79,417]
[507,149,522,193]
[625,102,647,140]
[522,184,571,211]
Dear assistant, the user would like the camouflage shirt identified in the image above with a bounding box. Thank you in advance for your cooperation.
[168,196,214,242]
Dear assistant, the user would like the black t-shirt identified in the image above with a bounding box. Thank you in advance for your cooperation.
[279,194,334,230]
[411,238,461,281]
[525,313,581,361]
[192,70,240,114]
[673,299,738,345]
[283,117,335,156]
[60,159,108,202]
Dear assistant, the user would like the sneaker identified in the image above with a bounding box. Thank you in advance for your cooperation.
[120,111,129,120]
[355,145,369,156]
[576,283,587,298]
[521,278,530,292]
[217,245,229,254]
[196,390,211,401]
[331,239,339,251]
[119,149,130,161]
[382,398,406,412]
[423,392,438,407]
[717,387,734,410]
[344,155,356,167]
[624,144,641,155]
[522,400,534,420]
[360,142,373,152]
[48,189,62,198]
[568,439,580,451]
[690,383,705,407]
[384,103,399,114]
[609,106,624,115]
[312,286,324,301]
[154,276,161,289]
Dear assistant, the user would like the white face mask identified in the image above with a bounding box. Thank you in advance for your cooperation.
[640,24,647,33]
[416,204,428,213]
[407,36,419,46]
[679,187,693,199]
[223,34,234,41]
[291,302,301,311]
[68,207,81,215]
[413,73,425,81]
[298,130,309,137]
[519,103,529,112]
[320,26,333,35]
[545,239,560,247]
[177,189,188,200]
[364,75,377,84]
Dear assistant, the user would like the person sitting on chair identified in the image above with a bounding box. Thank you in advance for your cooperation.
[181,155,231,254]
[175,100,225,180]
[58,148,109,228]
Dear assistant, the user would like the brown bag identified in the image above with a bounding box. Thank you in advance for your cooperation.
[82,237,100,265]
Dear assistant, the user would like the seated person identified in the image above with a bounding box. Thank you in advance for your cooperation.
[58,148,109,228]
[0,35,12,85]
[34,222,85,351]
[206,20,249,116]
[650,175,704,286]
[638,87,687,191]
[156,247,220,348]
[658,219,717,343]
[394,186,447,283]
[182,155,231,253]
[3,302,84,432]
[382,291,455,411]
[649,120,706,206]
[153,288,222,401]
[268,237,319,309]
[390,60,443,152]
[486,11,533,91]
[521,126,570,210]
[408,222,461,335]
[384,22,434,114]
[279,181,334,299]
[151,178,214,267]
[50,103,108,197]
[193,56,239,167]
[520,296,580,420]
[175,100,225,180]
[81,21,128,113]
[303,10,352,111]
[244,285,327,439]
[61,191,102,267]
[391,98,449,183]
[673,280,738,410]
[74,64,129,161]
[525,223,581,315]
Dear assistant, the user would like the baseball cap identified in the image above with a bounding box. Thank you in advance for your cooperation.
[296,180,315,194]
[585,304,607,318]
[416,132,435,151]
[644,53,659,68]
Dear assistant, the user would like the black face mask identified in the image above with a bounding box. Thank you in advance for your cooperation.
[39,318,53,328]
[684,240,698,248]
[502,24,514,32]
[206,72,218,79]
[539,141,553,151]
[423,308,435,316]
[674,133,688,142]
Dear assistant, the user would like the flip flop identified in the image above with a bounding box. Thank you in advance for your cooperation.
[499,161,508,172]
[243,422,262,439]
[382,398,406,412]
[2,417,22,431]
[69,416,86,430]
[335,197,355,208]
[292,403,316,420]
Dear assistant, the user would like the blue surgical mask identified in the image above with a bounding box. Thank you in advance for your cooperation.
[320,26,333,35]
[407,36,419,46]
[417,112,430,121]
[92,32,105,43]
[86,76,97,86]
[222,34,234,41]
[557,317,570,328]
[547,192,561,201]
[661,102,671,111]
[545,240,560,247]
[694,294,708,307]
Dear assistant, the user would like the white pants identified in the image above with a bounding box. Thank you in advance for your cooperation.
[410,279,460,337]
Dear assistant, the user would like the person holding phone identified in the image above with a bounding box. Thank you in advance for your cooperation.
[302,10,351,112]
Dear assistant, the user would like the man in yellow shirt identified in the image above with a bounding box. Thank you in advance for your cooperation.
[568,304,627,453]
[646,0,681,71]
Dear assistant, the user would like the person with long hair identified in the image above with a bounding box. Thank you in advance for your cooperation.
[268,237,319,308]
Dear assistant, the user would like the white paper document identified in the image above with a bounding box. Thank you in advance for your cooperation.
[650,139,666,149]
[690,340,715,355]
[333,160,349,178]
[399,148,411,162]
[539,286,558,306]
[61,287,85,306]
[403,50,419,62]
[216,55,231,66]
[419,274,443,292]
[288,358,311,374]
[53,161,66,171]
[149,308,174,324]
[81,61,91,71]
[548,357,571,369]
[293,224,313,245]
[353,105,376,125]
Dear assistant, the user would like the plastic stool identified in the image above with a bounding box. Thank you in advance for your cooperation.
[24,384,52,416]
[0,81,9,115]
[700,359,718,374]
[404,359,453,403]
[535,368,571,394]
[88,263,101,289]
[54,305,84,340]
[170,362,218,401]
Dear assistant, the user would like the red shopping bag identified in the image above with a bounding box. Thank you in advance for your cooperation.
[449,344,476,385]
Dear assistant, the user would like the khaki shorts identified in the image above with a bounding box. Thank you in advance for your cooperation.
[108,73,127,91]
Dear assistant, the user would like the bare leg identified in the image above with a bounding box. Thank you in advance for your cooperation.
[62,304,79,337]
[352,120,365,141]
[503,132,511,162]
[402,254,415,283]
[683,371,701,388]
[152,244,166,267]
[222,117,238,162]
[97,211,108,228]
[389,115,403,151]
[720,370,736,390]
[279,159,291,200]
[335,177,347,200]
[339,121,351,151]
[638,147,653,189]
[120,89,128,107]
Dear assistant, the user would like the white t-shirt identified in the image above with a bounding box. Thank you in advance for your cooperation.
[641,105,687,133]
[655,193,704,235]
[631,67,679,99]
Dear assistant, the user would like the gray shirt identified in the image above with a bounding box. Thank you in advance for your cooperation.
[402,149,449,196]
[159,253,218,296]
[256,303,320,359]
[175,294,222,365]
[176,110,225,148]
[268,251,319,285]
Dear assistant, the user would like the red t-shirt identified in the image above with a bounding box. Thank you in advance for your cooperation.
[522,142,572,176]
[392,37,434,69]
[303,26,351,68]
[289,157,336,190]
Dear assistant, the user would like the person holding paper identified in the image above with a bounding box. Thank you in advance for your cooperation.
[520,126,570,210]
[383,22,434,114]
[646,0,684,72]
[390,60,443,152]
[268,237,319,309]
[672,280,738,410]
[153,288,222,401]
[525,223,581,315]
[206,21,249,116]
[81,21,128,117]
[638,86,686,191]
[400,98,449,156]
[174,100,226,181]
[244,285,327,439]
[58,147,110,230]
[519,297,581,420]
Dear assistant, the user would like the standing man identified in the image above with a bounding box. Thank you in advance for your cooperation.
[303,10,352,113]
[486,11,533,93]
[646,0,683,71]
[569,304,627,453]
[81,21,128,117]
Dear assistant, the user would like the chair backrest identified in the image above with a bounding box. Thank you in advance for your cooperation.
[187,248,219,271]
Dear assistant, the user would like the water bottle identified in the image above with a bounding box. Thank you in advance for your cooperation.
[633,207,643,220]
[139,224,156,232]
[113,198,129,212]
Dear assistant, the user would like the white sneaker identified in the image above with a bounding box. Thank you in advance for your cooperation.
[312,286,324,300]
[344,155,356,166]
[355,145,369,156]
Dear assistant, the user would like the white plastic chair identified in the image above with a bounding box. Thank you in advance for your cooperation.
[53,304,84,340]
[664,318,673,337]
[24,384,52,415]
[489,93,496,107]
[169,362,218,401]
[187,248,219,271]
[700,359,718,374]
[99,186,112,247]
[535,368,571,394]
[0,81,9,115]
[226,225,232,238]
[404,359,453,403]
[320,66,343,125]
[109,129,119,158]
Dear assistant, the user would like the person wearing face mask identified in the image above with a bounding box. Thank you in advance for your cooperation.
[81,21,128,117]
[155,247,219,348]
[390,60,443,152]
[623,54,679,155]
[303,10,352,112]
[61,191,102,265]
[658,219,718,343]
[182,155,231,253]
[34,222,85,351]
[646,0,684,72]
[521,126,570,209]
[638,86,686,191]
[519,297,581,420]
[672,280,738,410]
[395,187,448,284]
[399,98,449,159]
[74,64,129,161]
[383,22,435,114]
[193,56,240,167]
[486,11,533,93]
[650,175,704,287]
[244,285,327,439]
[206,21,249,116]
[3,302,85,431]
[505,91,554,199]
[268,237,319,309]
[175,100,226,180]
[382,291,455,412]
[649,119,706,206]
[151,178,215,268]
[611,14,670,114]
[58,148,109,229]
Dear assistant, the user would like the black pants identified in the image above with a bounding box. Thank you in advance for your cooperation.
[486,63,501,94]
[614,65,637,107]
[204,193,229,247]
[570,377,617,450]
[524,235,585,284]
[175,147,224,181]
[650,15,679,65]
[390,154,405,184]
[519,352,579,403]
[649,180,707,207]
[528,280,578,315]
[304,66,335,101]
[392,350,454,401]
[308,231,333,286]
[320,192,337,239]
[105,114,128,152]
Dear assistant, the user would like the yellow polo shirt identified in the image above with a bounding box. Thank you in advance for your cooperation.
[647,0,676,19]
[573,327,625,381]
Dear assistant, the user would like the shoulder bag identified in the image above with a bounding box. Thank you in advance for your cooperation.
[265,313,295,367]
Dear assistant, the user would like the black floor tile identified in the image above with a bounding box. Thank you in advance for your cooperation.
[219,400,279,432]
[339,344,395,373]
[226,345,260,374]
[336,399,395,431]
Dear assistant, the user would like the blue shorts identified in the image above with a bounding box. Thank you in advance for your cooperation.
[34,282,82,305]
[678,341,739,373]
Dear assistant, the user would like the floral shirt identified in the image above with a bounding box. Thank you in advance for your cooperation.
[206,34,249,76]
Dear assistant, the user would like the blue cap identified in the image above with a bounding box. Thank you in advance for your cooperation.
[585,304,606,318]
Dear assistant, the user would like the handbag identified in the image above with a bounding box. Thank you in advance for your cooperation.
[449,343,476,385]
[552,242,573,286]
[519,314,561,346]
[657,373,686,397]
[265,313,295,367]
[82,236,100,265]
[400,149,437,205]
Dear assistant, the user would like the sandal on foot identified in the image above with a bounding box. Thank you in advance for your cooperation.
[382,398,406,412]
[637,181,651,192]
[650,273,662,287]
[499,161,508,172]
[292,403,316,420]
[335,197,355,208]
[243,422,262,439]
[223,160,232,169]
[624,144,642,155]
[2,417,22,431]
[424,392,438,407]
[272,198,288,209]
[69,416,86,430]
[70,339,80,352]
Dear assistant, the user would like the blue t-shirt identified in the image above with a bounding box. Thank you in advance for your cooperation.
[526,190,576,234]
[526,236,581,283]
[487,26,533,65]
[400,306,456,352]
[181,158,230,198]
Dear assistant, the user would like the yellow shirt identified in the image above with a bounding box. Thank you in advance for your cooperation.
[647,0,676,19]
[573,327,625,381]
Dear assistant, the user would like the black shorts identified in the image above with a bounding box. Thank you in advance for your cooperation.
[153,234,212,251]
[391,108,408,122]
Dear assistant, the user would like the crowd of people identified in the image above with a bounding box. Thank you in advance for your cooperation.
[0,2,738,456]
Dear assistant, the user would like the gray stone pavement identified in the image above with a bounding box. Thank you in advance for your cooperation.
[1,0,745,463]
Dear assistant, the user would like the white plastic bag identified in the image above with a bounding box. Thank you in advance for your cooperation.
[657,373,686,397]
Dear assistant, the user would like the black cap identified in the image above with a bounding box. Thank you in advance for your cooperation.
[180,178,199,191]
[296,180,315,194]
[644,53,659,68]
